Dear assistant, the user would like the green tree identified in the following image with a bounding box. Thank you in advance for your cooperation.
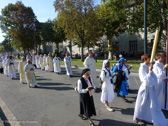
[2,39,14,53]
[41,19,66,52]
[126,0,168,52]
[0,1,36,53]
[54,0,102,61]
[96,0,130,59]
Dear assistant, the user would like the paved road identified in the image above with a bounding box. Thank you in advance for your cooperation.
[0,64,167,126]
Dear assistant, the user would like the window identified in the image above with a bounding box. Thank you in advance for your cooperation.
[129,40,137,51]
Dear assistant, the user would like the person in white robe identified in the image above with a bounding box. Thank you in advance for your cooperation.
[47,53,53,72]
[18,57,27,84]
[133,54,168,125]
[100,60,114,112]
[35,53,41,69]
[26,53,31,61]
[83,51,98,88]
[31,53,36,68]
[24,60,37,88]
[7,56,16,79]
[153,52,168,110]
[3,56,9,76]
[39,54,44,70]
[53,54,61,74]
[43,54,48,71]
[64,53,73,77]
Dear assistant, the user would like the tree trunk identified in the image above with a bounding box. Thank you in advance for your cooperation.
[87,45,90,52]
[81,40,84,62]
[56,43,59,52]
[69,41,72,57]
[107,36,113,60]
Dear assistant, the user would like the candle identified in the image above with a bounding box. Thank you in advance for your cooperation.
[150,28,160,63]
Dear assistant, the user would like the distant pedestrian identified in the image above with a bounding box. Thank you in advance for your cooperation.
[77,68,96,126]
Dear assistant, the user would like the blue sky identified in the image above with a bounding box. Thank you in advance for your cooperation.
[0,0,101,43]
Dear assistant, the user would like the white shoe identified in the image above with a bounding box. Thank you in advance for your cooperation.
[106,106,113,112]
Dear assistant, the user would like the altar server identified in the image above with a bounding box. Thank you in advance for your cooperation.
[153,52,168,110]
[133,54,168,125]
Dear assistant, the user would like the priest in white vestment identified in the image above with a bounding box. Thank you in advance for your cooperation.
[3,56,9,76]
[83,51,98,87]
[47,53,53,72]
[39,54,44,70]
[43,54,48,71]
[133,54,168,125]
[35,53,41,69]
[53,54,61,74]
[64,53,73,77]
[31,53,36,68]
[18,57,27,84]
[153,52,168,110]
[24,60,37,88]
[7,56,16,79]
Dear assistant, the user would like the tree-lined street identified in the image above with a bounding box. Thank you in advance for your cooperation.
[0,62,167,126]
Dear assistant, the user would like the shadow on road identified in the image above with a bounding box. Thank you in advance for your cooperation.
[38,82,71,86]
[94,119,139,126]
[35,86,74,91]
[36,78,52,81]
[0,107,11,126]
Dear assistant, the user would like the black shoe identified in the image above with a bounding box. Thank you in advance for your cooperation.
[127,89,133,93]
[34,85,38,88]
[78,114,87,120]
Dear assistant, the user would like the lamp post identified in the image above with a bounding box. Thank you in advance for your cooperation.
[34,16,37,53]
[144,0,147,54]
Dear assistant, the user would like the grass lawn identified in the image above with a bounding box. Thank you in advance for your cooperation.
[60,59,141,70]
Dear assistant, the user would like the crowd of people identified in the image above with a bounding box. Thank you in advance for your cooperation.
[0,51,168,126]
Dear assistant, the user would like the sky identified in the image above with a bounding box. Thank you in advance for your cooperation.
[0,0,101,43]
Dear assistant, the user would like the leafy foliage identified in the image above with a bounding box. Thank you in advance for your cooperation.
[54,0,102,61]
[0,1,36,52]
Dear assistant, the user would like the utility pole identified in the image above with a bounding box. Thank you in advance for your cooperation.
[144,0,147,54]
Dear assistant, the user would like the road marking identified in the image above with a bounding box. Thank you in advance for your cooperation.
[0,96,21,126]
